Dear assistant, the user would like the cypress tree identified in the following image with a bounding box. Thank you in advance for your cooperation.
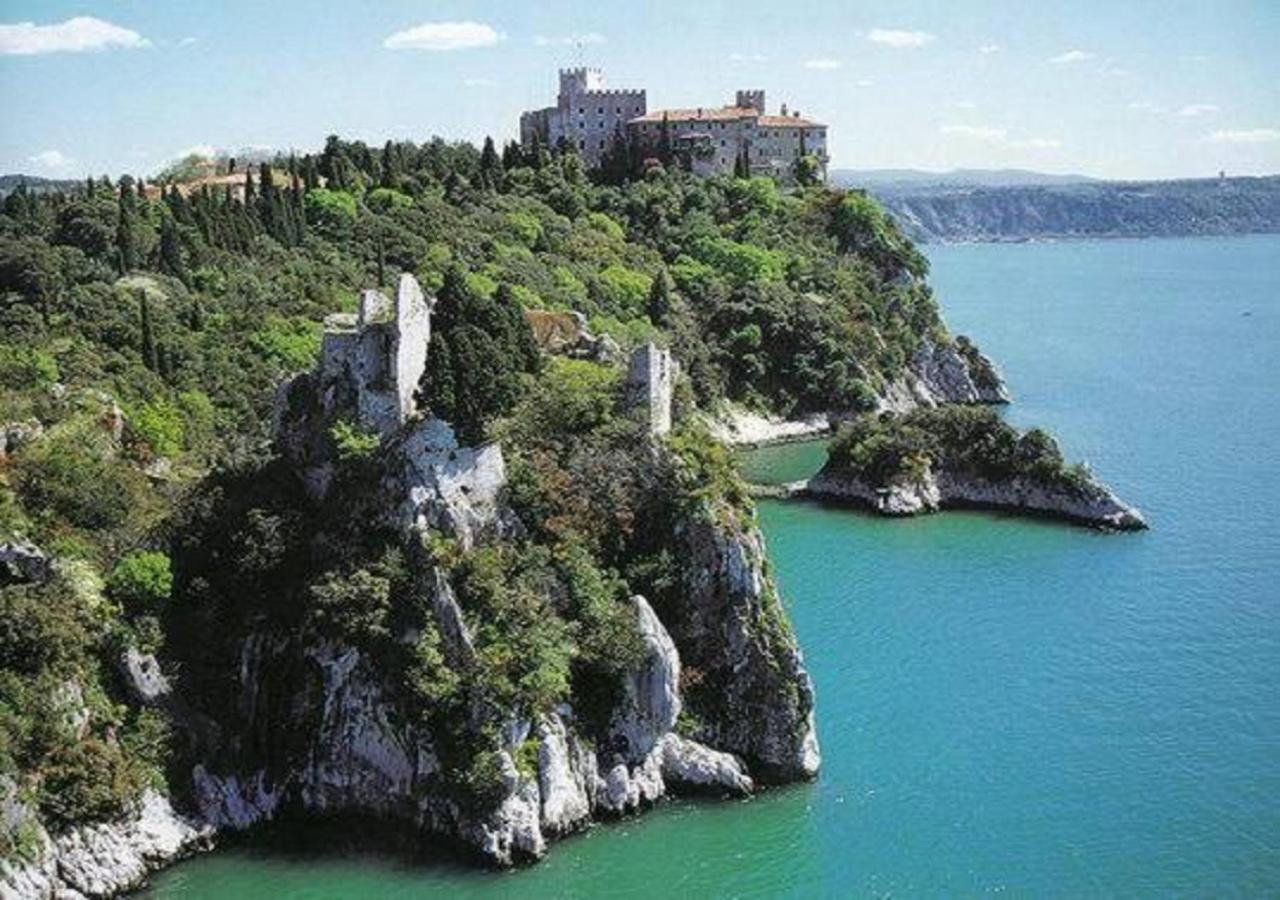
[479,136,501,190]
[139,291,158,372]
[647,266,673,326]
[659,112,673,164]
[116,204,137,274]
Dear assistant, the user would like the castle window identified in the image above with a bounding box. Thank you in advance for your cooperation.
[597,106,604,114]
[579,139,585,149]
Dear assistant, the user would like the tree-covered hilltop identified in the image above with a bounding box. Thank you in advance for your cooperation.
[0,135,971,871]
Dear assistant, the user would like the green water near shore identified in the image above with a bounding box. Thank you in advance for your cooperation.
[145,235,1280,897]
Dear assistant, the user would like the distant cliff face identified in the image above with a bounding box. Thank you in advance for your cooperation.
[863,176,1280,242]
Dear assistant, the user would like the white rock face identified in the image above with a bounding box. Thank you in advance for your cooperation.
[658,734,753,794]
[298,642,431,815]
[611,597,681,762]
[391,416,508,549]
[429,567,476,665]
[536,714,597,835]
[880,338,1010,411]
[706,406,832,447]
[0,791,211,900]
[807,468,941,516]
[119,647,171,705]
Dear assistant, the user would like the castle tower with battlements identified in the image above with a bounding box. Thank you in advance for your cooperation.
[520,67,647,168]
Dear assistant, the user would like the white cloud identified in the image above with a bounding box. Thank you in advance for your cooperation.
[867,28,936,48]
[978,43,1000,54]
[463,77,495,88]
[533,32,605,47]
[803,58,842,70]
[1208,128,1280,144]
[176,36,198,48]
[729,52,767,62]
[1010,137,1062,149]
[0,16,149,55]
[855,78,875,87]
[383,21,503,51]
[954,100,978,109]
[940,126,1061,150]
[1128,101,1162,112]
[1049,49,1094,64]
[1176,103,1218,118]
[940,124,1008,142]
[28,150,73,171]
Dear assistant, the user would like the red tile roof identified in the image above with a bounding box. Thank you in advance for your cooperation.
[629,106,824,127]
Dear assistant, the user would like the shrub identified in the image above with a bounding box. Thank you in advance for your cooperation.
[107,551,173,609]
[130,397,184,457]
[304,188,357,237]
[0,345,58,390]
[329,419,380,461]
[37,738,142,831]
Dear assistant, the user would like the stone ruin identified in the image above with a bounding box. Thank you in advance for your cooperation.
[625,343,677,437]
[318,273,432,438]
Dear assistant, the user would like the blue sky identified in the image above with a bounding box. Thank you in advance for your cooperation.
[2,0,1278,180]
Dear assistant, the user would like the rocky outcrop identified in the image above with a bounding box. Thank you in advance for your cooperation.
[0,791,212,900]
[387,417,513,550]
[670,511,821,782]
[0,541,49,586]
[880,338,1010,411]
[0,419,42,459]
[524,310,620,362]
[806,464,1146,529]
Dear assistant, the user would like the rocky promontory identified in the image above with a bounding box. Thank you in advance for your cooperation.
[799,405,1145,530]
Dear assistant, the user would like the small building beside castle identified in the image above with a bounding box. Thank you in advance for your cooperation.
[519,69,827,182]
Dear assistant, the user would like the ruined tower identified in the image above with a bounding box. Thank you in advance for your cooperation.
[319,273,432,437]
[625,343,677,437]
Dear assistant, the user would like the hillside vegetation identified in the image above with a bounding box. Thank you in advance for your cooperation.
[0,136,954,851]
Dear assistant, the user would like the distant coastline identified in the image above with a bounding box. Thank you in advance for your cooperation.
[831,170,1280,243]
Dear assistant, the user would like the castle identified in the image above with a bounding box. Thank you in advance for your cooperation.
[520,67,647,171]
[520,68,828,181]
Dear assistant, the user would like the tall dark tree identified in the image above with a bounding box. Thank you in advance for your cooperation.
[479,136,502,190]
[138,290,158,372]
[158,214,187,283]
[658,112,673,164]
[646,266,674,326]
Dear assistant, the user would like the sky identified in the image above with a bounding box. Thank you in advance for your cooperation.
[1,0,1278,181]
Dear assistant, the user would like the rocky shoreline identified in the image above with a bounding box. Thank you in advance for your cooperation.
[760,468,1146,531]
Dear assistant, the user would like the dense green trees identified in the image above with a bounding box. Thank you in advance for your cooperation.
[828,406,1094,492]
[0,132,959,837]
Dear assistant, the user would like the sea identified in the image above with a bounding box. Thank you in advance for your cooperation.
[144,235,1280,897]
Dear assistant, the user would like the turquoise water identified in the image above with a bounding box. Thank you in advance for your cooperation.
[145,236,1280,897]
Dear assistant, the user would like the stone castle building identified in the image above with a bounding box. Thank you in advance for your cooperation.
[520,69,827,181]
[519,67,648,170]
